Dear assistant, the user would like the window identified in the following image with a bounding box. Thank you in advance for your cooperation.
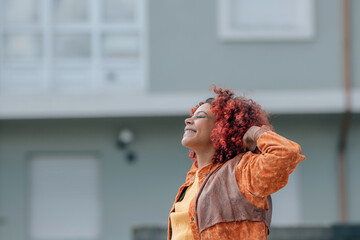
[0,0,146,92]
[218,0,315,41]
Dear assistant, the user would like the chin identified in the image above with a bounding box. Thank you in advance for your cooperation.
[181,137,194,148]
[181,138,188,147]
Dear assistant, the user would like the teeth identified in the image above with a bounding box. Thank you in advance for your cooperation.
[185,130,195,133]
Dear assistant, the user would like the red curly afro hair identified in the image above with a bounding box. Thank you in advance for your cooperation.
[189,86,272,164]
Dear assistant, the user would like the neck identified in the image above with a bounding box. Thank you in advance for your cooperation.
[195,147,216,170]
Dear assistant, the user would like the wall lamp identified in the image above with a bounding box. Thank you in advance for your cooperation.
[117,129,137,164]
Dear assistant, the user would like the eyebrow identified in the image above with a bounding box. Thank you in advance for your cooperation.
[193,111,209,116]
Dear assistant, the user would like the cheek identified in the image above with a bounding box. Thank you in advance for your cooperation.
[205,124,215,138]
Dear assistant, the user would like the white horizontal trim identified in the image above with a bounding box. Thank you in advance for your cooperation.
[0,88,359,119]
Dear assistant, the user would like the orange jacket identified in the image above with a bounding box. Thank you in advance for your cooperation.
[168,131,305,240]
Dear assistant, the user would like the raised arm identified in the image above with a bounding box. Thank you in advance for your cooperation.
[235,126,306,199]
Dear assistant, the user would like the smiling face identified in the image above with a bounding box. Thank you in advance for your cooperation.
[181,103,216,152]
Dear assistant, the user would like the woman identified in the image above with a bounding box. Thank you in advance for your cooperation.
[168,87,305,240]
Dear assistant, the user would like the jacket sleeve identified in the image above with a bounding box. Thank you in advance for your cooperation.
[235,130,305,198]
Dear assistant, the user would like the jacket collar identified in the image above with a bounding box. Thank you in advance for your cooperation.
[185,161,222,182]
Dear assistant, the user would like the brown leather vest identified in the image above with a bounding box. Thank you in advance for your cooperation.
[194,155,272,233]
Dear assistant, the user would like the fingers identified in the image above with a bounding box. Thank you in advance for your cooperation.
[243,136,257,152]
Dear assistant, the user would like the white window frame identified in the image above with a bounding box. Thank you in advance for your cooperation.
[217,0,315,41]
[0,0,148,93]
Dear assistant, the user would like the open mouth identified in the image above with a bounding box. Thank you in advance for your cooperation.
[184,129,196,134]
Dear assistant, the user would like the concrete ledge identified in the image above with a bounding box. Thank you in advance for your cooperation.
[133,226,167,240]
[132,225,360,240]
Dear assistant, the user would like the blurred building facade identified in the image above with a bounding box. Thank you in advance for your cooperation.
[0,0,359,239]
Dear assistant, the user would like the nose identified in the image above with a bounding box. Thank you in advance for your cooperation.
[185,116,193,125]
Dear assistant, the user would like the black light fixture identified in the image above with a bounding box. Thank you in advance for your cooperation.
[117,129,137,164]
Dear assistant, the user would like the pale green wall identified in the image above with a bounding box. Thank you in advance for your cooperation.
[347,114,360,222]
[0,114,359,239]
[0,118,191,240]
[149,0,342,91]
[1,1,360,239]
[272,113,360,224]
[271,114,341,223]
